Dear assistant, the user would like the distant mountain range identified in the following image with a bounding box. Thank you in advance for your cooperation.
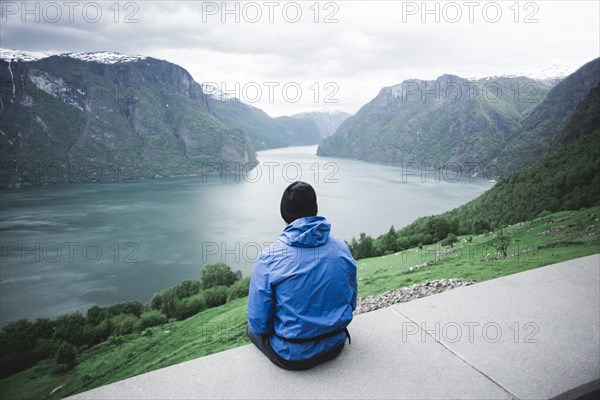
[2,48,596,187]
[396,81,600,245]
[318,58,600,176]
[0,49,349,187]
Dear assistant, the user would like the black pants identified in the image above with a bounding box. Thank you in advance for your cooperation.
[245,324,345,370]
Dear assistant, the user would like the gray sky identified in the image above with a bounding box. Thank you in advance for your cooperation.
[1,0,598,116]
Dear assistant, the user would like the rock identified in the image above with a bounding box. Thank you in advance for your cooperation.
[354,279,476,315]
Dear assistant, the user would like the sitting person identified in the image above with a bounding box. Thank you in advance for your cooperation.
[246,181,357,370]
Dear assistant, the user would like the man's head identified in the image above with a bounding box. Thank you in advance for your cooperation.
[280,181,318,224]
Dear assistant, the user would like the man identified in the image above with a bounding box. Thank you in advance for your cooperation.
[247,181,357,370]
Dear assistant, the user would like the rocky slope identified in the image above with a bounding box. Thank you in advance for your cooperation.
[317,74,554,170]
[398,83,600,240]
[318,59,600,175]
[0,50,256,186]
[0,49,347,187]
[492,58,600,173]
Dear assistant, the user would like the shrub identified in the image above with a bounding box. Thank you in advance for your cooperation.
[175,293,208,320]
[54,312,86,346]
[203,286,229,308]
[199,263,242,289]
[441,233,458,247]
[106,300,143,318]
[495,229,511,258]
[54,342,77,370]
[138,310,168,330]
[109,314,139,335]
[173,280,202,299]
[227,277,250,302]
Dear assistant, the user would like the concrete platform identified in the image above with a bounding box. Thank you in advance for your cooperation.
[70,254,600,399]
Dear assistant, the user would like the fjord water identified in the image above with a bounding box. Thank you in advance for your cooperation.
[0,146,492,323]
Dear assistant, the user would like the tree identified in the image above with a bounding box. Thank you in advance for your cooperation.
[33,318,55,339]
[150,292,163,311]
[86,305,107,325]
[428,217,451,242]
[354,232,375,259]
[441,233,458,248]
[1,319,36,354]
[227,277,251,301]
[473,219,491,234]
[203,286,229,308]
[199,263,241,289]
[495,229,511,258]
[381,226,398,253]
[138,310,168,329]
[158,289,177,319]
[174,294,207,320]
[109,314,139,335]
[173,280,202,299]
[55,342,77,370]
[54,313,86,346]
[106,301,143,318]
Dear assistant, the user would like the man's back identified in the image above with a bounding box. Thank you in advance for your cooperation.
[248,215,357,362]
[248,216,356,360]
[246,181,358,369]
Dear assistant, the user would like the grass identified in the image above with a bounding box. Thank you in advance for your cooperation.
[1,206,598,399]
[357,206,600,297]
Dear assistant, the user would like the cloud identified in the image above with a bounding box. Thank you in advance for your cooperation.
[1,0,598,116]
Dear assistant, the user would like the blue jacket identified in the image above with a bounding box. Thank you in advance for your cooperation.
[247,216,357,361]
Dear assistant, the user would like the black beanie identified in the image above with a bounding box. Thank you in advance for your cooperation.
[280,181,318,224]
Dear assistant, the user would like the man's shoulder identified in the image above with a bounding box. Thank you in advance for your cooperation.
[257,239,288,260]
[324,235,351,252]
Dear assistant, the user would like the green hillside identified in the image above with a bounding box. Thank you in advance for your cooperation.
[346,84,599,257]
[1,206,598,400]
[494,58,600,172]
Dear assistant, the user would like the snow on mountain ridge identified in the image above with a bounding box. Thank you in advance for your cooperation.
[63,51,147,64]
[469,62,585,82]
[0,49,55,62]
[0,48,146,64]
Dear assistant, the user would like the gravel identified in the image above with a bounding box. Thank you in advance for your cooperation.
[355,279,476,315]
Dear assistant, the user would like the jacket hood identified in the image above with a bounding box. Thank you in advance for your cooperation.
[279,216,331,248]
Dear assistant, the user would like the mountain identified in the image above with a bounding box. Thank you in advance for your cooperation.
[317,74,555,169]
[397,83,600,246]
[492,58,600,173]
[0,49,345,187]
[0,49,256,187]
[206,99,323,149]
[283,110,351,139]
[207,100,350,149]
